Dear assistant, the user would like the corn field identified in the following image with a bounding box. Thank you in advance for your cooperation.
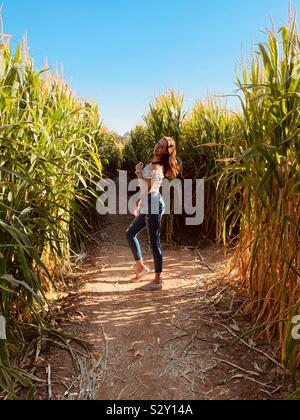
[0,33,121,397]
[124,15,300,384]
[0,10,299,399]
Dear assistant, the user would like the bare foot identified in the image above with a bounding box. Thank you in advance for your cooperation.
[135,261,147,274]
[131,267,151,283]
[154,274,163,284]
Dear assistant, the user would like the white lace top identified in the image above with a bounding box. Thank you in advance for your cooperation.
[139,163,164,195]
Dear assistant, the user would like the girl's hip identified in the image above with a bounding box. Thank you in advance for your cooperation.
[140,192,165,215]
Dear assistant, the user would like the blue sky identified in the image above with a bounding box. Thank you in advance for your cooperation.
[3,0,299,134]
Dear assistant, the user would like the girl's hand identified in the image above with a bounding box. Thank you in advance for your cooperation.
[135,162,144,173]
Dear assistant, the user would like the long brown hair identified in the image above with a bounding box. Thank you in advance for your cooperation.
[158,137,181,179]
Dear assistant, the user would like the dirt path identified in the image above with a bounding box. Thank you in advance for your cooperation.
[38,213,289,400]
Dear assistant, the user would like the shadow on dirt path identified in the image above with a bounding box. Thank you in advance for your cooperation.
[36,213,290,400]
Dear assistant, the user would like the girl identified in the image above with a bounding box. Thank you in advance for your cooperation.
[125,137,180,291]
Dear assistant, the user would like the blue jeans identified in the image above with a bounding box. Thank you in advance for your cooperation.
[126,192,165,273]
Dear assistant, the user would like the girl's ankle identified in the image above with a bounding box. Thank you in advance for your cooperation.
[136,262,145,272]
